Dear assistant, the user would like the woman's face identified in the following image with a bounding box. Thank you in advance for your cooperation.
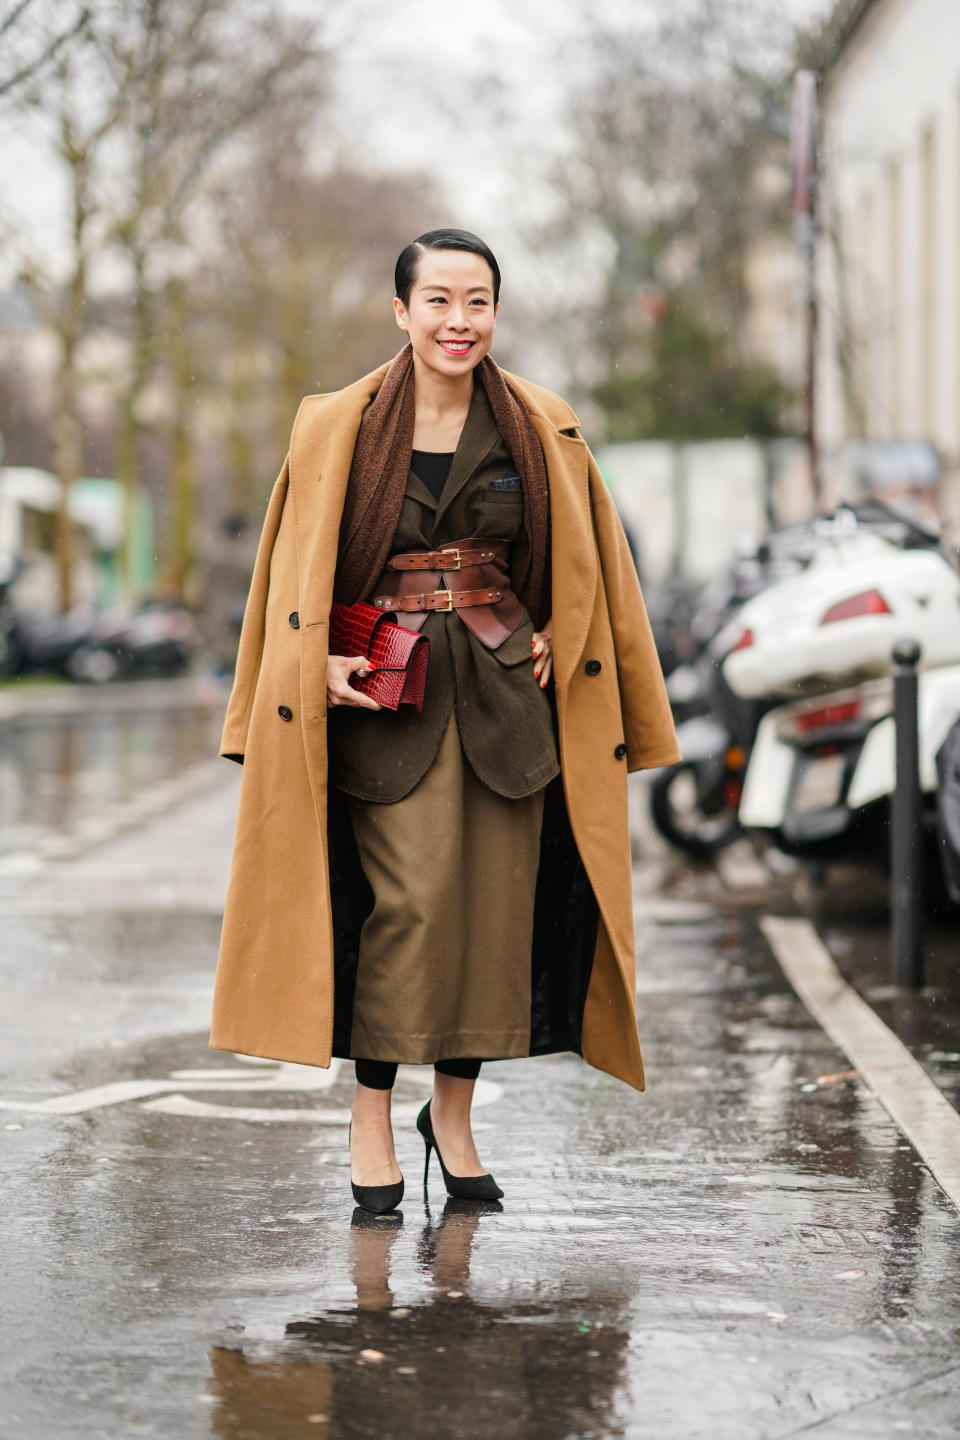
[394,248,498,380]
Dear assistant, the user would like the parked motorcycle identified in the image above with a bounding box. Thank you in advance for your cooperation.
[0,550,22,677]
[66,599,200,682]
[726,501,960,854]
[935,717,960,904]
[0,566,200,682]
[648,535,811,856]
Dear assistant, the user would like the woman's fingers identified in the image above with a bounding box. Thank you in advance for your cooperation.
[327,654,382,709]
[532,631,553,687]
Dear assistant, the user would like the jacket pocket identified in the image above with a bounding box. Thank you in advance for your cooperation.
[489,615,535,666]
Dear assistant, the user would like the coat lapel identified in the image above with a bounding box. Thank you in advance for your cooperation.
[499,371,596,694]
[289,362,390,623]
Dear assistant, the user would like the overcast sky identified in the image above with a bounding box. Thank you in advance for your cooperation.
[0,0,836,291]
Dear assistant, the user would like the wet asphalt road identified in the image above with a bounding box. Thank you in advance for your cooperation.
[1,690,960,1438]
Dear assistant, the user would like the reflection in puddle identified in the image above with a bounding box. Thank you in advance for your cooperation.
[207,1200,631,1440]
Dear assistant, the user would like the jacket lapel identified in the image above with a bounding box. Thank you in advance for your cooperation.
[405,467,438,512]
[432,378,501,531]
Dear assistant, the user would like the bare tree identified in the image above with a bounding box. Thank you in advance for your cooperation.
[5,0,327,609]
[0,0,89,99]
[181,120,441,651]
[102,0,327,596]
[529,0,800,439]
[14,17,130,610]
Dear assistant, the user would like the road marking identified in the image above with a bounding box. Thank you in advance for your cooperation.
[143,1094,450,1123]
[0,1058,501,1121]
[761,914,960,1212]
[0,1079,177,1113]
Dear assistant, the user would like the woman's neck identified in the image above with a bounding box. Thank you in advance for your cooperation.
[410,347,475,423]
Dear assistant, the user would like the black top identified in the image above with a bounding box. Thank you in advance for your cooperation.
[411,449,455,503]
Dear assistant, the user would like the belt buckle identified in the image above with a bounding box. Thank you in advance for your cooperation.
[438,546,462,570]
[434,588,454,611]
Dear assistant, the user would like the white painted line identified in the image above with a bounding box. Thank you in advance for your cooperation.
[761,914,960,1211]
[0,1059,501,1120]
[0,852,44,877]
[142,1095,356,1123]
[143,1079,502,1124]
[0,1079,177,1113]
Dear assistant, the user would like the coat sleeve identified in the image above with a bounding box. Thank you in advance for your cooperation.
[587,451,683,773]
[219,454,290,764]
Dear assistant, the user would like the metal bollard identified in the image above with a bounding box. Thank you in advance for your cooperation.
[891,637,923,988]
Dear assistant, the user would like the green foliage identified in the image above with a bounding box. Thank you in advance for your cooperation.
[592,298,797,443]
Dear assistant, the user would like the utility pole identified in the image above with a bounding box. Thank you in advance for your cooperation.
[791,70,822,513]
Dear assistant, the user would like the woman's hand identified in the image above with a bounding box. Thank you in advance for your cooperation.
[327,654,383,710]
[532,615,554,688]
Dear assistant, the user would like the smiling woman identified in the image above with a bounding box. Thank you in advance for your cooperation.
[209,226,682,1217]
[393,233,502,445]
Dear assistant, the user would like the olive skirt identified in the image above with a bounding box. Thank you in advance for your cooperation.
[345,707,546,1063]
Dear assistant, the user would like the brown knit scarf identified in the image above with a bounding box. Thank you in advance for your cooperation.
[333,342,551,628]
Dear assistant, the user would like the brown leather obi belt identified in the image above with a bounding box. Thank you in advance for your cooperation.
[371,536,523,650]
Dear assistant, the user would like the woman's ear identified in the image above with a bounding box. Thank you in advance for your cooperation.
[393,297,408,331]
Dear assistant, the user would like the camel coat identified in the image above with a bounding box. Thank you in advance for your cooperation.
[209,359,682,1091]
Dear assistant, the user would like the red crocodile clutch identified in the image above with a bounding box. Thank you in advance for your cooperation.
[328,600,429,712]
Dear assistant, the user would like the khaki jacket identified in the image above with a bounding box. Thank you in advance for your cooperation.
[210,358,682,1090]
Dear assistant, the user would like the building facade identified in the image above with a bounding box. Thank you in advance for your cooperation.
[817,0,960,528]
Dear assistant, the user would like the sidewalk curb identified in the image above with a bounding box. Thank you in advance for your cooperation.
[761,913,960,1213]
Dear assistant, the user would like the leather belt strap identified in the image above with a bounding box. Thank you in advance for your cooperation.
[387,541,508,572]
[372,586,503,613]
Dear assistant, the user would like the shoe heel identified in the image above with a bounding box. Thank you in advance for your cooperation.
[415,1097,503,1202]
[348,1116,404,1215]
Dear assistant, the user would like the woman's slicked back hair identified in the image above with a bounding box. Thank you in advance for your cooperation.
[395,228,500,308]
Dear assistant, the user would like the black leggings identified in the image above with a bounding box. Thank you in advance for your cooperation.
[355,1057,482,1090]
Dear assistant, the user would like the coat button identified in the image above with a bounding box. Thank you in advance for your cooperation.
[288,611,299,629]
[614,742,627,759]
[585,658,602,675]
[278,704,293,721]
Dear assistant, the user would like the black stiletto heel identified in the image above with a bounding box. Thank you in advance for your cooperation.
[348,1119,404,1214]
[416,1099,504,1201]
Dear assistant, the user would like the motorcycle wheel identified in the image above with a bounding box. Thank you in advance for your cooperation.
[65,646,120,683]
[0,626,23,677]
[650,759,743,857]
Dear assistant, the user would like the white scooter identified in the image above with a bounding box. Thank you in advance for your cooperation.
[723,502,960,851]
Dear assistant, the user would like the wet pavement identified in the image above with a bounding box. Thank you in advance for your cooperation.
[0,676,227,862]
[2,697,960,1437]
